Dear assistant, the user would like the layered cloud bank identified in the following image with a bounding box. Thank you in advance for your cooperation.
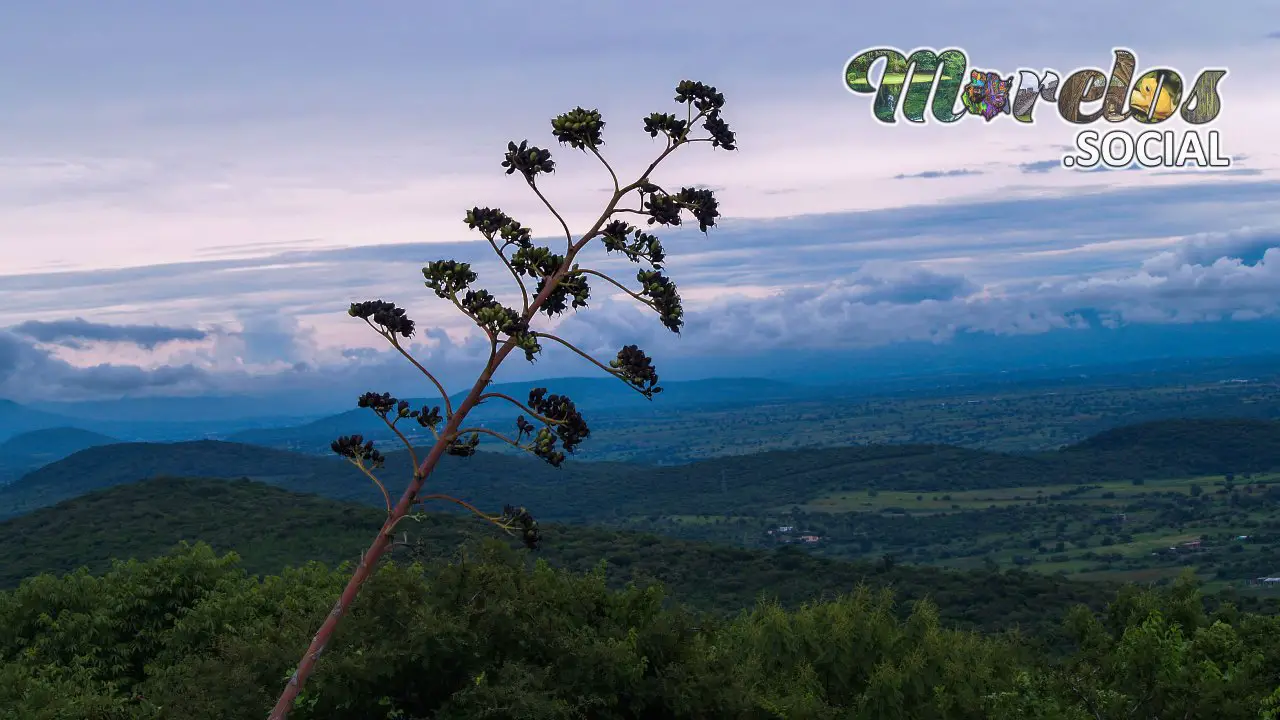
[3,0,1278,402]
[2,182,1277,402]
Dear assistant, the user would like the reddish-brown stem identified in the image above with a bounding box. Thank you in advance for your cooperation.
[267,373,496,719]
[269,248,577,718]
[269,127,700,719]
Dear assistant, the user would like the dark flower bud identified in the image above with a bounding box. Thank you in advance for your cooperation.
[348,300,415,338]
[502,140,556,180]
[611,345,662,398]
[357,391,398,418]
[331,434,386,468]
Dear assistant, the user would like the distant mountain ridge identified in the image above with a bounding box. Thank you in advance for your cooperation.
[0,396,323,445]
[0,426,118,454]
[3,417,1276,523]
[0,426,119,486]
[223,376,812,455]
[0,399,83,442]
[228,376,801,430]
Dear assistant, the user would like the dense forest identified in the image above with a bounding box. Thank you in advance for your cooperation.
[5,540,1280,719]
[0,478,1124,643]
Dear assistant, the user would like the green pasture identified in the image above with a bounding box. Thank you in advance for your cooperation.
[666,514,756,525]
[792,473,1279,515]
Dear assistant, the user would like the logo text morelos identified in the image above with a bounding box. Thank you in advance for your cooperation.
[844,48,1231,170]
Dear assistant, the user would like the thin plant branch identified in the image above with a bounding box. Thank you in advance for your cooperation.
[447,297,489,340]
[589,145,620,193]
[484,234,531,311]
[456,427,530,450]
[533,331,649,398]
[478,392,566,426]
[350,460,392,514]
[573,269,656,309]
[526,178,574,250]
[363,320,454,418]
[378,416,422,470]
[415,493,519,531]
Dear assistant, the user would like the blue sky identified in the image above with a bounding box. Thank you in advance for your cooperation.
[1,1,1278,403]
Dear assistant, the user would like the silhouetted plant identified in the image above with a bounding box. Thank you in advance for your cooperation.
[269,79,737,718]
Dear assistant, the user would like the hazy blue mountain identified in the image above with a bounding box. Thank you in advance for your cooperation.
[43,394,339,424]
[225,376,816,450]
[0,427,120,485]
[0,399,87,442]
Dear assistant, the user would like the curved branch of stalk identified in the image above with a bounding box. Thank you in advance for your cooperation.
[349,459,392,514]
[413,493,526,538]
[364,320,454,418]
[378,415,421,471]
[419,421,442,443]
[564,124,704,259]
[589,145,619,193]
[457,426,531,451]
[531,331,649,399]
[384,495,511,536]
[525,178,573,251]
[609,208,649,218]
[482,232,530,312]
[572,268,656,310]
[447,296,489,338]
[446,296,499,362]
[601,127,700,234]
[478,392,566,426]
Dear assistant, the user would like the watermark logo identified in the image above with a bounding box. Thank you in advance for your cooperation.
[843,48,1231,170]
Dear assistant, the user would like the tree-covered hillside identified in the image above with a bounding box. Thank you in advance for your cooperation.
[4,540,1279,719]
[0,476,1120,642]
[6,418,1279,524]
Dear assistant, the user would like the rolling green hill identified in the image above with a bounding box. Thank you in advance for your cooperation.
[5,418,1280,588]
[1063,417,1280,462]
[5,418,1278,524]
[0,439,347,518]
[0,475,1116,641]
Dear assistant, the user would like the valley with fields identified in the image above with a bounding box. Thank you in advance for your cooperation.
[6,387,1280,591]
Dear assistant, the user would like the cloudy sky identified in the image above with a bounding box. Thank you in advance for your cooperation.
[2,1,1278,404]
